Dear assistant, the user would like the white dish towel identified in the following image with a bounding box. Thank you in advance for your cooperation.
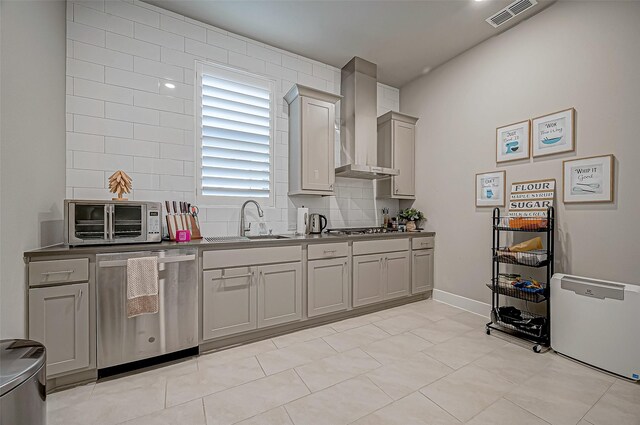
[126,256,159,318]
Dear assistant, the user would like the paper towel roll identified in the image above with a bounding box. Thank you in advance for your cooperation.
[296,207,309,235]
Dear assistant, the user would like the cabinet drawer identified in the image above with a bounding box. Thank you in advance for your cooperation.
[308,242,348,260]
[203,245,302,269]
[353,238,409,256]
[29,258,89,287]
[412,237,434,250]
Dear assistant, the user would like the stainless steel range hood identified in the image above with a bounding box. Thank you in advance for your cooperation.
[336,57,399,180]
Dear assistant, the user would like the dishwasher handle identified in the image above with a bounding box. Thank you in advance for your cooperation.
[98,254,196,268]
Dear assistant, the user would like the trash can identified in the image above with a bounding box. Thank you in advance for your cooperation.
[0,339,46,425]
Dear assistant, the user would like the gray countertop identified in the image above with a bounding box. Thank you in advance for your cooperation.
[24,231,436,258]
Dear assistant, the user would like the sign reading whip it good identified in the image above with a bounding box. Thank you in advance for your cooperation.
[509,179,555,217]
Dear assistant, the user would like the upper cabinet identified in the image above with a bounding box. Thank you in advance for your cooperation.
[285,84,342,196]
[376,111,419,199]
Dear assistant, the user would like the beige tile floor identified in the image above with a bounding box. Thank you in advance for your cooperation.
[47,299,639,425]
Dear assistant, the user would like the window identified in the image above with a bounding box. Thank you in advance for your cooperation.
[196,62,275,205]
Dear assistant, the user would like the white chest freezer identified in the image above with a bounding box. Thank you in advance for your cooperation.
[551,273,640,381]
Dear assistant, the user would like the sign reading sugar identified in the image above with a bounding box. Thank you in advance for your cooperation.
[509,179,555,217]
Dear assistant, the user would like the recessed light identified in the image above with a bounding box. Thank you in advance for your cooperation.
[164,83,176,89]
[475,0,483,2]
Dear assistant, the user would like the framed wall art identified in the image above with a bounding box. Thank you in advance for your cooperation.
[476,171,506,207]
[509,178,555,217]
[563,154,614,203]
[531,108,575,157]
[496,120,530,163]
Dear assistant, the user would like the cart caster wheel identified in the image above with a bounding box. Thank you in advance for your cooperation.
[486,328,491,335]
[533,345,542,353]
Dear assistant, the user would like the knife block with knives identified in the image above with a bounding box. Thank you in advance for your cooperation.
[165,200,202,241]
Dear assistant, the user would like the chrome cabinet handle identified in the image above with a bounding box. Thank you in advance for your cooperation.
[211,272,254,280]
[323,249,336,254]
[41,270,75,276]
[77,289,83,309]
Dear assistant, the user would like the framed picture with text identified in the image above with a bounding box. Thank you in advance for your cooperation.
[563,154,614,203]
[532,108,575,157]
[496,120,530,163]
[476,171,506,207]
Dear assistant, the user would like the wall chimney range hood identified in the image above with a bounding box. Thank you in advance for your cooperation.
[336,57,399,180]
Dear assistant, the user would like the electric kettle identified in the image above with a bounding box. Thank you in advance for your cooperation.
[308,213,327,234]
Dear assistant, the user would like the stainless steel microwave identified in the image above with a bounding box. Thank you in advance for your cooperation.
[65,200,162,246]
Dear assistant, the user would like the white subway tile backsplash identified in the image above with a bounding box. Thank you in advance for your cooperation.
[68,132,105,152]
[134,123,184,144]
[74,78,134,104]
[247,43,281,65]
[74,151,134,171]
[160,14,206,42]
[133,157,183,175]
[228,52,266,74]
[105,0,160,28]
[206,30,246,54]
[134,91,184,113]
[74,4,134,37]
[66,0,399,233]
[66,95,104,117]
[105,67,159,93]
[74,0,103,12]
[67,168,105,188]
[134,56,183,82]
[106,32,160,61]
[105,102,160,125]
[184,39,227,63]
[159,111,193,130]
[105,137,160,158]
[160,143,194,161]
[67,58,104,82]
[67,21,105,47]
[74,41,134,70]
[135,22,184,50]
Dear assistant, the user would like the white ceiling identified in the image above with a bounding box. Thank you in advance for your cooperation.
[146,0,554,87]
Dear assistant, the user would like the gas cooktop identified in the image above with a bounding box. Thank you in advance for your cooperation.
[325,227,399,235]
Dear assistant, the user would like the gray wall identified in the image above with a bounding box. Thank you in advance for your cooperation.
[0,0,67,338]
[401,1,640,304]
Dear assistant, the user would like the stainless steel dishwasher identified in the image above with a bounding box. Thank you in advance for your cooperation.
[96,249,198,369]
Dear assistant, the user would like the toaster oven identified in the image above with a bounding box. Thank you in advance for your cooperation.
[65,200,162,246]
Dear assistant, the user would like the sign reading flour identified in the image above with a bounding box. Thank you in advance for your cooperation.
[509,179,555,217]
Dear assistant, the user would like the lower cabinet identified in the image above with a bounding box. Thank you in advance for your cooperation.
[353,251,410,307]
[29,282,90,376]
[258,262,302,327]
[412,249,434,294]
[202,266,257,340]
[308,257,349,317]
[203,262,302,340]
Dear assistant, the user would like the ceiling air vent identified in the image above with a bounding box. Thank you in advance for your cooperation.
[486,0,538,28]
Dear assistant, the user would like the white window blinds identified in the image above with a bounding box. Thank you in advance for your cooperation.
[198,65,273,199]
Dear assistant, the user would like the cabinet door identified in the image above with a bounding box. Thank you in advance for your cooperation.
[412,249,434,294]
[353,254,385,307]
[257,262,302,328]
[202,267,257,340]
[301,97,335,192]
[29,283,89,376]
[384,251,411,300]
[393,120,415,197]
[308,258,349,317]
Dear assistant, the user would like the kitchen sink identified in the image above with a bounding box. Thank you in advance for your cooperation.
[246,235,291,241]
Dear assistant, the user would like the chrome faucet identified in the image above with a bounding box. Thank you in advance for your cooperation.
[239,200,264,236]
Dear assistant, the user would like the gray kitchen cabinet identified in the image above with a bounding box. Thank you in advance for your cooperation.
[384,251,411,299]
[308,257,349,317]
[412,249,434,294]
[353,254,386,307]
[285,84,342,196]
[202,267,257,340]
[376,111,419,199]
[353,249,411,307]
[29,282,90,376]
[258,262,302,328]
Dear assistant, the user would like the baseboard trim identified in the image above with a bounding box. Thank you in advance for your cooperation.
[433,289,491,318]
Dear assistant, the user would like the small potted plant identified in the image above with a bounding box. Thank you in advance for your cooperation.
[398,208,425,232]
